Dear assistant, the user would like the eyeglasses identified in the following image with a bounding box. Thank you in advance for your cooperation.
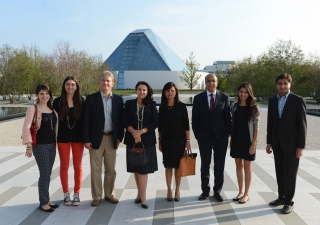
[206,80,217,83]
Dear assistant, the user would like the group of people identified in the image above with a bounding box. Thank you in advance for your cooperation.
[22,71,306,215]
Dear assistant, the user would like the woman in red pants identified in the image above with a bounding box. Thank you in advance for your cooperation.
[53,76,85,206]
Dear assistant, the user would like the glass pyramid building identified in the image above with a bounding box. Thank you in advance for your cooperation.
[105,29,186,89]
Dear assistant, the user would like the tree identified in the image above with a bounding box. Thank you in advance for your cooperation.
[215,70,229,93]
[0,44,23,103]
[227,39,308,99]
[227,57,259,96]
[305,54,320,103]
[26,45,43,100]
[179,52,201,90]
[0,42,114,101]
[77,52,109,96]
[0,44,15,101]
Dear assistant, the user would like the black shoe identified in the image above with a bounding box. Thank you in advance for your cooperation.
[232,195,243,201]
[269,198,285,206]
[174,191,180,202]
[48,204,59,208]
[213,193,224,202]
[167,191,173,202]
[39,206,54,212]
[282,205,293,214]
[134,198,141,204]
[233,196,242,201]
[198,193,209,201]
[239,196,249,204]
[141,204,148,209]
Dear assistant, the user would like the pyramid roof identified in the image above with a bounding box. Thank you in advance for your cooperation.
[105,29,185,71]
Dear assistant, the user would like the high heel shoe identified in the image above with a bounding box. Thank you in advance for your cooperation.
[141,203,149,209]
[134,198,142,204]
[174,191,180,202]
[167,191,173,202]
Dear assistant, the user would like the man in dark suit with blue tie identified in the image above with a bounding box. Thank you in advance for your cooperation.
[266,73,307,214]
[192,73,231,202]
[83,71,124,206]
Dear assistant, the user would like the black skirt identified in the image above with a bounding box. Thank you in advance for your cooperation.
[161,139,185,168]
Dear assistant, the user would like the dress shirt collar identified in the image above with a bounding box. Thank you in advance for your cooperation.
[277,90,290,100]
[206,89,217,97]
[100,91,113,99]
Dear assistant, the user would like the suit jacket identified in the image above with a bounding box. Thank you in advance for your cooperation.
[123,99,158,147]
[267,92,307,153]
[82,91,124,149]
[192,90,231,142]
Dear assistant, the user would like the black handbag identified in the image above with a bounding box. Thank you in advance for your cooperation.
[127,142,148,166]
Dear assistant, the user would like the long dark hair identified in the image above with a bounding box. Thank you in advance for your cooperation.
[236,82,258,122]
[135,81,153,106]
[160,82,179,107]
[36,84,53,110]
[58,76,83,121]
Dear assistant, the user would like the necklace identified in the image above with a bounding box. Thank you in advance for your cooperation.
[136,102,144,130]
[47,113,53,130]
[168,106,173,110]
[66,107,75,129]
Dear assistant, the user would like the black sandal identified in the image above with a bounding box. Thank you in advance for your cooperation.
[39,206,54,212]
[239,196,250,204]
[233,195,243,201]
[49,204,59,208]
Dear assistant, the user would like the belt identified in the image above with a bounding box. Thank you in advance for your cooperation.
[102,131,113,136]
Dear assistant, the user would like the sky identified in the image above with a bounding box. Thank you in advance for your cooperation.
[1,0,320,69]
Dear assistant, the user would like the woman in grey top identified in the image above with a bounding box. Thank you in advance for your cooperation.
[230,82,260,204]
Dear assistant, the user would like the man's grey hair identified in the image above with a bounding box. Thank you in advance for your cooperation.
[100,70,114,81]
[205,73,218,82]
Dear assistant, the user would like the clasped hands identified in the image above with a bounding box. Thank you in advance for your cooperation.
[131,129,143,143]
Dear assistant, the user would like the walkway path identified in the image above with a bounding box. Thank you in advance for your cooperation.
[0,109,319,224]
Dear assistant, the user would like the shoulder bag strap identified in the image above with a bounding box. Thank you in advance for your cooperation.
[32,105,38,124]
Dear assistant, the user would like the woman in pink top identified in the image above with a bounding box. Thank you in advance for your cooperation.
[22,84,58,212]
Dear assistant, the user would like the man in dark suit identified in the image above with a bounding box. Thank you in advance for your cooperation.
[83,71,124,206]
[192,73,231,202]
[266,73,307,214]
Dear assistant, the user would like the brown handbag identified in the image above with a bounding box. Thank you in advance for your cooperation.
[177,149,196,177]
[30,105,37,146]
[132,142,145,153]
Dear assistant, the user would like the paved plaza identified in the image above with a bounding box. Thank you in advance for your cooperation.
[0,108,319,224]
